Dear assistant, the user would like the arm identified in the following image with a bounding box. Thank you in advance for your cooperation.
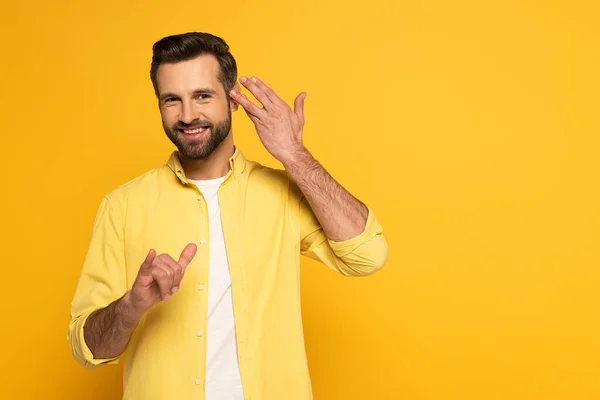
[68,196,197,367]
[83,292,141,359]
[68,197,128,368]
[230,76,367,241]
[83,246,196,360]
[231,76,388,275]
[282,148,368,241]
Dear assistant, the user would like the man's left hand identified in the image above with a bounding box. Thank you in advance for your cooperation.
[230,76,307,164]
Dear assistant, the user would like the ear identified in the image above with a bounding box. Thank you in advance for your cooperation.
[229,82,241,112]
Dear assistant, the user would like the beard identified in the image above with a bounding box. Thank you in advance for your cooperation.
[163,106,232,160]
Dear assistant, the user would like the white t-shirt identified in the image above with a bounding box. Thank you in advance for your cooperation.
[189,176,244,400]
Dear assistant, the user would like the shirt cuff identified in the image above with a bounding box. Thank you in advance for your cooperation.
[327,208,384,257]
[70,311,121,368]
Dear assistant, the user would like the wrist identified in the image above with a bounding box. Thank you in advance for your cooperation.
[120,291,145,327]
[281,146,312,171]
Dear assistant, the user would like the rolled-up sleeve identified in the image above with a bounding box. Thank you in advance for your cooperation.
[67,196,127,369]
[294,186,388,277]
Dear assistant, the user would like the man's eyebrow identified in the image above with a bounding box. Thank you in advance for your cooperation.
[192,88,218,96]
[159,88,218,102]
[159,92,179,102]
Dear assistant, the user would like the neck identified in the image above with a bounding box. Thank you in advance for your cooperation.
[179,132,235,180]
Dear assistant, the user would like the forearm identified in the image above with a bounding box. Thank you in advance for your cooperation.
[83,291,142,360]
[283,148,368,242]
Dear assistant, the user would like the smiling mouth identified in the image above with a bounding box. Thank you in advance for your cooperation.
[178,126,209,138]
[179,126,209,134]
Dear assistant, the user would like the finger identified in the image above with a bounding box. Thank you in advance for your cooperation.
[178,243,198,270]
[154,257,176,296]
[158,254,184,294]
[240,100,262,125]
[141,249,156,269]
[239,76,273,110]
[151,264,174,301]
[294,92,306,121]
[230,90,264,118]
[245,111,260,126]
[252,77,284,106]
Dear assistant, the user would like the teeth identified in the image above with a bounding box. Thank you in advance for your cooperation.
[183,127,207,134]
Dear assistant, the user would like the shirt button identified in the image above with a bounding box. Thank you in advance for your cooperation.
[199,239,206,245]
[198,284,204,290]
[195,379,201,385]
[197,331,203,337]
[197,195,203,201]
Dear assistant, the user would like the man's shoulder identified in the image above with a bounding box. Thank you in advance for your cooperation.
[245,159,291,187]
[104,164,170,204]
[243,158,305,204]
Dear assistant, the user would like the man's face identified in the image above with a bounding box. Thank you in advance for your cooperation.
[156,54,233,160]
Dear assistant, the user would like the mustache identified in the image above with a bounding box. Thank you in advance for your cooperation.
[172,121,214,131]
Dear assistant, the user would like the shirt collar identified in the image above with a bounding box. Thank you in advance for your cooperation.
[166,147,247,185]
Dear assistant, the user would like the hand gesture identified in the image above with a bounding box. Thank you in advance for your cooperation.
[230,76,306,164]
[128,243,197,314]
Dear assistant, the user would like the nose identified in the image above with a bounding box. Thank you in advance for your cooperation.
[179,100,197,125]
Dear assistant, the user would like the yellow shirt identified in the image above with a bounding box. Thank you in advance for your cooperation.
[68,148,388,400]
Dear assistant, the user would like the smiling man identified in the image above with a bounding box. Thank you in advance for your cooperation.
[68,32,388,400]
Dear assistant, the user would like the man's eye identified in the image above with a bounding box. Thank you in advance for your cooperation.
[197,94,210,100]
[165,98,177,103]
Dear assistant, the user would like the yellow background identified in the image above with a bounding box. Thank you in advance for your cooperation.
[1,0,598,399]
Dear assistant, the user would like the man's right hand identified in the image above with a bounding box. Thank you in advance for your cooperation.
[125,243,198,316]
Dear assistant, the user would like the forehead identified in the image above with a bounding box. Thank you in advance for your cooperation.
[156,54,221,95]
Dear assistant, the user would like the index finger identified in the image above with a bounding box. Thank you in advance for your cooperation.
[178,243,197,269]
[230,90,265,118]
[251,77,283,105]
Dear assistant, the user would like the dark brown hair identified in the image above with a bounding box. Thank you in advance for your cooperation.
[150,32,237,97]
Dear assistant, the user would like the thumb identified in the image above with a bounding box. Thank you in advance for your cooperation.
[178,243,198,269]
[294,92,306,121]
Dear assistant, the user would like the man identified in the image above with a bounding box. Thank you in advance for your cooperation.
[68,32,388,400]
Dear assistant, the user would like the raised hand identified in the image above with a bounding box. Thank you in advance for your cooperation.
[230,76,307,164]
[128,243,197,315]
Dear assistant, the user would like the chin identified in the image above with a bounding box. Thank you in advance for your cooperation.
[181,145,211,160]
